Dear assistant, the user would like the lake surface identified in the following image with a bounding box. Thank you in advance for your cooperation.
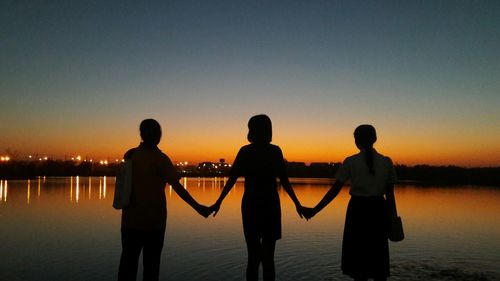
[0,177,499,281]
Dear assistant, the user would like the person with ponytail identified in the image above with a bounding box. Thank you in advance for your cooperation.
[301,125,399,281]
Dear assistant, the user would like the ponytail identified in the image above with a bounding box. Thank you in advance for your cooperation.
[354,124,377,175]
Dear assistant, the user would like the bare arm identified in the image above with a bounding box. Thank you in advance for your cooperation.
[280,176,303,218]
[314,180,344,213]
[302,180,344,219]
[211,175,238,216]
[171,181,210,218]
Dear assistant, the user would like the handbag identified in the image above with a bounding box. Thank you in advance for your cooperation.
[113,159,132,209]
[388,216,405,242]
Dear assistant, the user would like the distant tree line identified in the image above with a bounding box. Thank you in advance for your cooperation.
[1,161,499,187]
[394,164,500,187]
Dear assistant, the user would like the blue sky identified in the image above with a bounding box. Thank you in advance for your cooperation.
[1,1,499,165]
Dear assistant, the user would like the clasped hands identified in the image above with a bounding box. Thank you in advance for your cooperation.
[195,202,319,220]
[299,206,318,220]
[194,202,221,218]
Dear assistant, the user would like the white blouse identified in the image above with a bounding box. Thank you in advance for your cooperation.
[335,149,396,196]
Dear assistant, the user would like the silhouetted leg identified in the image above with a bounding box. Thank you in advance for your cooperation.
[142,228,165,281]
[245,237,262,281]
[118,228,142,281]
[261,238,276,281]
[353,278,367,281]
[374,278,387,281]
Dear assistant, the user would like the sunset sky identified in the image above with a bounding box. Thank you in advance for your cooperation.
[1,1,499,167]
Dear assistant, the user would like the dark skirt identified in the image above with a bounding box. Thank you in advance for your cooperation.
[342,196,390,279]
[241,193,282,241]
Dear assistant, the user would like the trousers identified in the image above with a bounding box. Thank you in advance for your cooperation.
[118,227,166,281]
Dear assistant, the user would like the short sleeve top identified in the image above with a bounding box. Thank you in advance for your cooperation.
[230,144,287,178]
[121,143,181,229]
[335,149,396,197]
[229,143,287,207]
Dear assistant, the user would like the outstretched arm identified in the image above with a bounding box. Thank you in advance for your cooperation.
[302,180,344,219]
[211,175,238,216]
[280,176,303,218]
[171,181,211,218]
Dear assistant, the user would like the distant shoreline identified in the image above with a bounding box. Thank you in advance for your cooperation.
[1,160,499,187]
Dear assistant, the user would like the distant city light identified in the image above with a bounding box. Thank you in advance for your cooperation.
[0,154,232,173]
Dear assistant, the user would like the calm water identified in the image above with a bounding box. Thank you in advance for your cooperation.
[0,177,499,281]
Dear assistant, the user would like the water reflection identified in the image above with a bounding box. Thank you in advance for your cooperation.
[0,177,113,203]
[27,179,31,204]
[103,176,107,199]
[0,177,499,281]
[167,177,227,195]
[76,176,80,203]
[0,180,7,202]
[96,177,108,200]
[88,177,92,199]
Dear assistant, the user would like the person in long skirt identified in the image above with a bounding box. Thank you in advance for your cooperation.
[302,124,399,281]
[210,114,304,281]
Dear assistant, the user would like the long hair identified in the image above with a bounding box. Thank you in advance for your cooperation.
[247,114,272,144]
[354,124,377,174]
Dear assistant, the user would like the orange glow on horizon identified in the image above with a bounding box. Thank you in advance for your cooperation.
[2,138,499,167]
[2,120,499,167]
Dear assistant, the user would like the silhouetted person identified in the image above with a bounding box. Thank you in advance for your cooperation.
[118,119,211,281]
[210,114,304,281]
[302,125,399,281]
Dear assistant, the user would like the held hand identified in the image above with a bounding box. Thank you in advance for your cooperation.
[196,204,212,218]
[301,206,317,220]
[210,202,221,217]
[295,203,304,219]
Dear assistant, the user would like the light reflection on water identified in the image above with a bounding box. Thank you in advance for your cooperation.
[0,177,499,281]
